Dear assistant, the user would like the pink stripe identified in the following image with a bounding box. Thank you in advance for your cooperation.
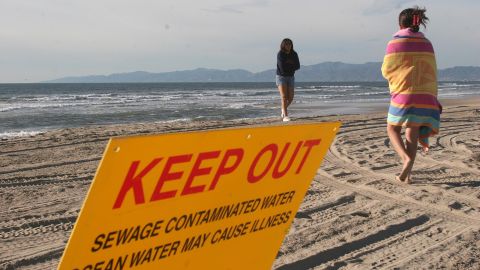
[386,41,433,54]
[391,94,439,106]
[394,29,425,38]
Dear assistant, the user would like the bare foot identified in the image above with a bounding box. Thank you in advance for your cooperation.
[399,158,414,181]
[405,175,413,184]
[396,175,413,184]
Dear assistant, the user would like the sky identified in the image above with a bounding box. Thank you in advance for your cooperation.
[1,0,479,82]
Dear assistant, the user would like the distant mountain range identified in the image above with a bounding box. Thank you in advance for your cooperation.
[44,62,480,83]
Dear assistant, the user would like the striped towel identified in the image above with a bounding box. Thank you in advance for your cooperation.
[381,28,441,150]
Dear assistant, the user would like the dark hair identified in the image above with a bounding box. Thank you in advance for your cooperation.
[280,38,294,52]
[399,6,429,32]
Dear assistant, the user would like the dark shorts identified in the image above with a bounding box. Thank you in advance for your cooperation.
[276,75,295,88]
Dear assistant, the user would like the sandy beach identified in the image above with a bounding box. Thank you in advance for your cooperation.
[1,102,479,269]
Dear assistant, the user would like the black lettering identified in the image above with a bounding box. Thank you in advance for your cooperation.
[93,261,104,270]
[130,249,146,267]
[128,226,140,243]
[103,231,116,249]
[141,248,152,264]
[140,223,153,239]
[116,227,133,246]
[151,220,163,237]
[91,234,105,252]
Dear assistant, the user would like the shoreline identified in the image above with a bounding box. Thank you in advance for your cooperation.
[1,95,478,140]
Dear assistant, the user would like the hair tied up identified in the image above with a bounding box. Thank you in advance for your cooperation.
[413,14,420,26]
[399,6,428,33]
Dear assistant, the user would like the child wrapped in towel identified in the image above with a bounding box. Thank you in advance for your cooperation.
[381,6,442,183]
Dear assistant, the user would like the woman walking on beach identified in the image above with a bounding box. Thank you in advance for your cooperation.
[276,38,300,122]
[382,7,441,183]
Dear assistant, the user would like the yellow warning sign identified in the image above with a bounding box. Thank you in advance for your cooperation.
[59,122,340,270]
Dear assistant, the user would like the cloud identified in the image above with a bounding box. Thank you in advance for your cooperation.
[363,0,416,15]
[204,0,269,14]
[205,6,243,14]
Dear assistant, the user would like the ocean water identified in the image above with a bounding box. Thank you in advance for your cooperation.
[0,82,479,138]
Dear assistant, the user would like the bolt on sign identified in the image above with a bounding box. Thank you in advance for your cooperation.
[59,122,340,270]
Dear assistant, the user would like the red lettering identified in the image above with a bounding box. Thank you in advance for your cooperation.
[150,154,192,201]
[209,148,244,190]
[295,139,321,174]
[247,144,278,183]
[182,151,220,195]
[112,139,317,208]
[113,158,162,209]
[272,141,303,178]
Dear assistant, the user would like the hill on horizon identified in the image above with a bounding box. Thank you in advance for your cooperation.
[43,62,480,83]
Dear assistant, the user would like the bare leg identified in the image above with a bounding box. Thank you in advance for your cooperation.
[278,84,289,117]
[387,125,411,181]
[404,126,420,183]
[286,86,294,108]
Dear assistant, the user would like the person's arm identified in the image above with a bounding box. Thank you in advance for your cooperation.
[381,43,390,79]
[277,52,287,75]
[381,57,388,79]
[294,51,300,71]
